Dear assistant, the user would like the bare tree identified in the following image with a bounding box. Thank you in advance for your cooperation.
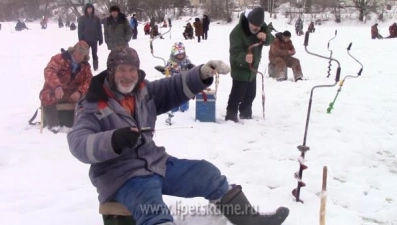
[352,0,378,21]
[203,0,234,21]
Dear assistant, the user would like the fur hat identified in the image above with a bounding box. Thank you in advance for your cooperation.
[248,7,264,26]
[67,41,90,61]
[107,46,140,77]
[109,5,120,13]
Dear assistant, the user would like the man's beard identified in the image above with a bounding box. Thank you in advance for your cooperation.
[250,27,260,34]
[116,79,138,94]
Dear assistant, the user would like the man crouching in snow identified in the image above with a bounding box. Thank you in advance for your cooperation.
[67,46,289,225]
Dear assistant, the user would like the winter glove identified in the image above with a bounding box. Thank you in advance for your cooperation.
[186,63,195,70]
[99,39,103,46]
[200,60,230,80]
[111,127,141,154]
[155,65,166,74]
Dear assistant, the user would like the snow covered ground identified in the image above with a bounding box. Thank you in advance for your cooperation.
[0,14,396,225]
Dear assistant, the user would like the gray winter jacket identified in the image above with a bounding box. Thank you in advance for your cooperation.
[67,66,212,203]
[78,3,103,43]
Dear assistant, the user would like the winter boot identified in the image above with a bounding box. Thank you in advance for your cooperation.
[216,185,289,225]
[93,60,98,71]
[239,115,252,120]
[225,114,238,123]
[42,105,61,134]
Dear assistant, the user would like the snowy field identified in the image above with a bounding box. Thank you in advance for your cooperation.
[0,13,396,225]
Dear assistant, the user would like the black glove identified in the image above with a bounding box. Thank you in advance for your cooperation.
[99,40,103,46]
[111,127,141,154]
[155,65,166,74]
[186,63,195,70]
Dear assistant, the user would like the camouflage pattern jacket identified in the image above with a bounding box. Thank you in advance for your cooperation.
[39,51,92,106]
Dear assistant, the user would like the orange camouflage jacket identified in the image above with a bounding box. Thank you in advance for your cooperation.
[39,51,92,106]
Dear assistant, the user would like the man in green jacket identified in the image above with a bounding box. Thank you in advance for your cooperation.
[104,5,132,50]
[226,7,274,122]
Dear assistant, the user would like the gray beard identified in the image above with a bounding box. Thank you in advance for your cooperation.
[250,28,259,34]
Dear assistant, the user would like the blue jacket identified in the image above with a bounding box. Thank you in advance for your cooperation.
[67,66,213,202]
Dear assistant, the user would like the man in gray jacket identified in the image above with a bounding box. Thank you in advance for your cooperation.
[67,46,289,225]
[78,3,103,71]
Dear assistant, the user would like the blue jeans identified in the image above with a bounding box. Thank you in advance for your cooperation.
[114,157,229,225]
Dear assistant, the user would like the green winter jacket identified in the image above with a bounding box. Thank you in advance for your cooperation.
[104,14,133,50]
[229,13,274,82]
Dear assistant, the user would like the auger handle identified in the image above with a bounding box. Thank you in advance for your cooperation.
[335,67,341,82]
[304,31,309,47]
[347,42,352,50]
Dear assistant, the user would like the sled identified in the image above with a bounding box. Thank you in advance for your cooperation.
[99,202,136,225]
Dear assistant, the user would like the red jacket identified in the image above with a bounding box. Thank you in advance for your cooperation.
[39,51,92,106]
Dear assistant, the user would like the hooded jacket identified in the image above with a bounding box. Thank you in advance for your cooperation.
[229,12,274,82]
[78,3,103,43]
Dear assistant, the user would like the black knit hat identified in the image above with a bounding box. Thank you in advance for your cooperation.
[282,30,291,37]
[248,7,264,26]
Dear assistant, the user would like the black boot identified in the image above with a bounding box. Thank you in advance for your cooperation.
[42,105,61,134]
[93,60,98,71]
[217,185,289,225]
[225,110,238,123]
[225,114,238,123]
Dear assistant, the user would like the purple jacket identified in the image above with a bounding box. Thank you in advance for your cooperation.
[67,66,212,202]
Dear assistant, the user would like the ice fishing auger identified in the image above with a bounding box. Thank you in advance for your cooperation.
[149,25,172,68]
[248,41,265,119]
[149,25,174,125]
[292,31,341,203]
[326,30,337,78]
[327,42,363,113]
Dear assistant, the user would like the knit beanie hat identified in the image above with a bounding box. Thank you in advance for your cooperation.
[171,42,186,56]
[248,7,264,26]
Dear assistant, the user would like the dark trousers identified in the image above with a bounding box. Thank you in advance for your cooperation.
[197,35,201,42]
[43,105,74,128]
[203,30,208,40]
[132,28,138,39]
[86,40,98,61]
[226,78,257,117]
